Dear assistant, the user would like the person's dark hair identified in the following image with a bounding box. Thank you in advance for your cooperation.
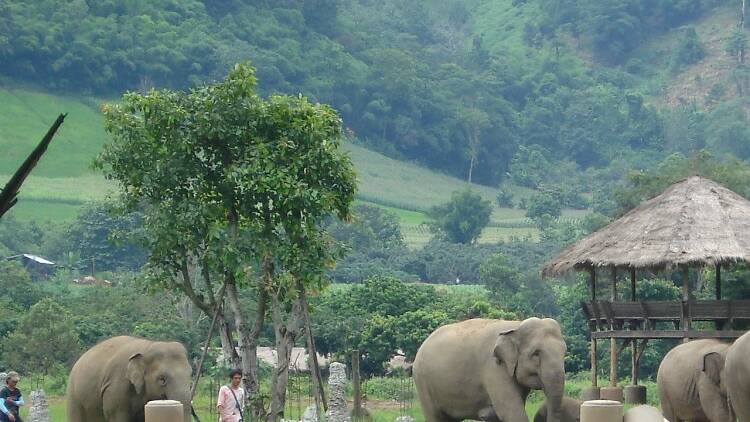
[229,368,242,379]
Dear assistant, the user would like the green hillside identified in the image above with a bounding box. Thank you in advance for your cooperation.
[0,86,560,246]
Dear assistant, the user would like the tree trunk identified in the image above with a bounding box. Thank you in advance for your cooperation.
[268,288,305,422]
[226,273,268,419]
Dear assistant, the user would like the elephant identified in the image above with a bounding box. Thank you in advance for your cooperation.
[412,317,567,422]
[657,339,734,422]
[67,336,193,422]
[725,330,750,421]
[534,397,582,422]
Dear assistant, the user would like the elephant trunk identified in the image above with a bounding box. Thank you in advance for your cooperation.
[540,359,565,422]
[166,388,192,422]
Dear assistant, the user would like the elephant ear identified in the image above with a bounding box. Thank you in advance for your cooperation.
[493,328,518,378]
[127,352,146,395]
[702,351,725,386]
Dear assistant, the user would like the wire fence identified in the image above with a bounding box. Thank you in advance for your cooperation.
[193,366,415,422]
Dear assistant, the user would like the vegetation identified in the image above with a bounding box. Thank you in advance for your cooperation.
[429,189,492,244]
[5,0,750,419]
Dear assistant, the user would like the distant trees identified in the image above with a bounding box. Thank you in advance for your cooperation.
[2,298,80,376]
[429,190,492,244]
[672,27,705,71]
[0,0,677,187]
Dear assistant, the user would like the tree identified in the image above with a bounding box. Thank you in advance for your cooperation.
[525,189,563,226]
[59,202,146,273]
[97,63,356,421]
[3,298,81,375]
[429,189,492,244]
[480,252,522,302]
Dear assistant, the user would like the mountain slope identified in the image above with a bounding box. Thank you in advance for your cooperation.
[0,87,512,222]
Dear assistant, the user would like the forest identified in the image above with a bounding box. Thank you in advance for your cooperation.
[2,0,749,187]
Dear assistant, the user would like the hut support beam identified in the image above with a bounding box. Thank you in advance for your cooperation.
[716,264,722,300]
[610,267,618,387]
[590,268,597,387]
[716,264,724,330]
[682,266,692,343]
[630,268,637,385]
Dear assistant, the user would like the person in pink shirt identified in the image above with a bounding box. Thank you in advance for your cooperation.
[217,369,245,422]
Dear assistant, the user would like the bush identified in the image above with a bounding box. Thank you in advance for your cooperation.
[429,189,492,244]
[671,27,705,71]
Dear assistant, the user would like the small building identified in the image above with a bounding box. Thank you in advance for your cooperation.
[6,253,56,278]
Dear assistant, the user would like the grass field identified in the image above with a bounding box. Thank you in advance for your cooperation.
[0,85,590,247]
[15,372,660,421]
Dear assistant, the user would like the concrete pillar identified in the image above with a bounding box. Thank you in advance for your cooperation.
[580,400,622,422]
[28,390,50,422]
[623,385,647,404]
[325,362,351,422]
[624,405,666,422]
[145,400,183,422]
[600,386,623,402]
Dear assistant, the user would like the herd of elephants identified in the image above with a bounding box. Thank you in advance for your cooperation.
[62,317,750,422]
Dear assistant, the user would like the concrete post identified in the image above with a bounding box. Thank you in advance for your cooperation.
[145,400,184,422]
[580,400,622,422]
[624,405,667,422]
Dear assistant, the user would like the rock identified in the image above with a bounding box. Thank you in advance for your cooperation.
[27,390,50,422]
[325,362,350,422]
[395,416,415,422]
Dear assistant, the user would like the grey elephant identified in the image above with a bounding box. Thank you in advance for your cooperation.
[726,330,750,421]
[657,339,734,422]
[535,397,582,422]
[413,317,567,422]
[67,336,193,422]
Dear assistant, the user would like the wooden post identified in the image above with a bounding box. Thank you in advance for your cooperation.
[716,264,722,300]
[592,267,597,301]
[590,267,598,387]
[630,268,637,385]
[610,267,618,387]
[352,350,362,420]
[682,266,691,342]
[302,294,327,414]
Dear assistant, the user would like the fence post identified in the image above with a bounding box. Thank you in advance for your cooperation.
[352,350,362,420]
[145,400,183,422]
[580,400,622,422]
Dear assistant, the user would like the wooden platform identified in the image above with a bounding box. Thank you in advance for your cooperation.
[582,299,750,334]
[591,329,747,339]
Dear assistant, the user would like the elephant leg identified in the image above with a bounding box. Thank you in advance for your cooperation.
[104,409,133,422]
[415,388,456,422]
[730,391,750,422]
[697,378,732,422]
[485,383,527,422]
[66,403,83,422]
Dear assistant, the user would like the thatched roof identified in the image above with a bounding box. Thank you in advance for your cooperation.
[542,176,750,276]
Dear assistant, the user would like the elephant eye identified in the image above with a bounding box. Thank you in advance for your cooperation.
[158,375,167,386]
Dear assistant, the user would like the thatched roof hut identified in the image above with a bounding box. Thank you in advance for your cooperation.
[542,176,750,276]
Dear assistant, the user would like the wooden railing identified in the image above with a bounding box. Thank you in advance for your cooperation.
[581,300,750,339]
